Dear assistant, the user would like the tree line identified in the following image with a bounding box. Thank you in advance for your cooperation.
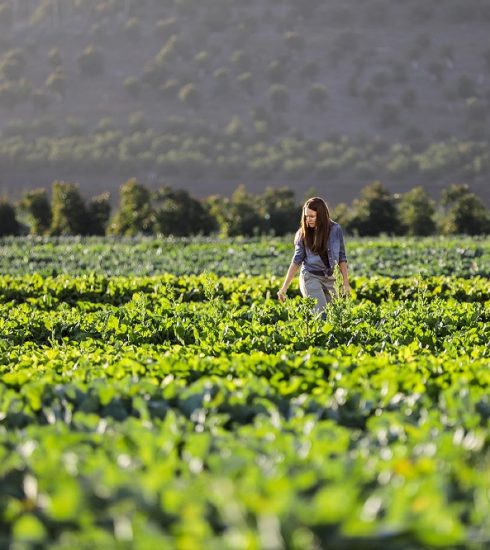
[1,179,489,238]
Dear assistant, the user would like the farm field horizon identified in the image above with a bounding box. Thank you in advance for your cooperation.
[0,236,489,549]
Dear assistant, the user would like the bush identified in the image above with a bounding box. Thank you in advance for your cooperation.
[348,181,400,236]
[153,187,217,236]
[87,192,111,235]
[441,184,490,235]
[77,46,105,77]
[398,187,436,236]
[260,186,299,235]
[0,198,20,236]
[50,181,89,236]
[109,179,153,236]
[20,188,52,235]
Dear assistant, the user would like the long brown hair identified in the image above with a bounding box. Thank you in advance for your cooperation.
[299,197,331,253]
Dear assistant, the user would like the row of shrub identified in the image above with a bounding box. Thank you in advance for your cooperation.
[1,180,488,238]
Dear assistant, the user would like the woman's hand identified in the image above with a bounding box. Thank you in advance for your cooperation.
[342,281,351,296]
[277,287,287,302]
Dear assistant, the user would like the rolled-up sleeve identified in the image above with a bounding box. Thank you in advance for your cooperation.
[292,231,306,265]
[338,225,347,263]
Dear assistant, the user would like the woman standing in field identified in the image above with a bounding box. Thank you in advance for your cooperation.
[277,197,350,318]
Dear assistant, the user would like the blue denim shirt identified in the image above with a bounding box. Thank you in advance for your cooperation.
[292,221,347,274]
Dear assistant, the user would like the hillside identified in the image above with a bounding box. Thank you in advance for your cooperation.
[0,0,489,205]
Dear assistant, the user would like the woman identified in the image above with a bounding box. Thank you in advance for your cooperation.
[277,197,350,317]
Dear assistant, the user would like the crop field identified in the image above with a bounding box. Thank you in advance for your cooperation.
[0,236,489,549]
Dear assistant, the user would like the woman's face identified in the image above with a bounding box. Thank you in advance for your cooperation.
[304,207,317,229]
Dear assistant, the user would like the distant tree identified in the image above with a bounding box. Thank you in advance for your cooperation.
[483,47,490,70]
[237,72,253,95]
[77,46,105,77]
[224,116,244,140]
[160,78,180,98]
[349,181,400,236]
[87,192,111,235]
[0,198,20,236]
[124,17,141,42]
[213,67,229,95]
[50,181,89,235]
[401,89,417,109]
[45,70,66,98]
[153,187,217,236]
[283,31,305,54]
[456,75,477,99]
[300,61,319,80]
[0,48,26,80]
[260,186,299,235]
[0,3,13,32]
[194,50,210,70]
[0,82,16,109]
[109,178,153,235]
[154,18,178,40]
[398,187,436,236]
[178,83,200,110]
[231,50,251,72]
[440,184,489,235]
[209,185,264,237]
[48,48,62,68]
[20,188,52,235]
[123,76,141,99]
[267,60,286,83]
[268,84,289,112]
[307,84,328,110]
[128,111,148,133]
[465,97,486,124]
[331,202,353,229]
[378,102,400,128]
[31,90,52,111]
[427,60,445,83]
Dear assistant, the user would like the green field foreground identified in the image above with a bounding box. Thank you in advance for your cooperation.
[0,237,489,549]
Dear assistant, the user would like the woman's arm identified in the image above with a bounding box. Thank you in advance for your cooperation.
[338,260,351,295]
[277,262,300,302]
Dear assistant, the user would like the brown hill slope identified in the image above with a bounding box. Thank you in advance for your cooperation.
[0,0,489,205]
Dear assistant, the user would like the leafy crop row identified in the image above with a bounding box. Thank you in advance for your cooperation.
[1,263,489,547]
[1,235,489,278]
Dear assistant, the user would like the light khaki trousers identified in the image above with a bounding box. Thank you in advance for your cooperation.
[299,269,337,317]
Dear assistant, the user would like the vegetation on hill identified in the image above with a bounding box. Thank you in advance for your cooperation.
[0,0,489,201]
